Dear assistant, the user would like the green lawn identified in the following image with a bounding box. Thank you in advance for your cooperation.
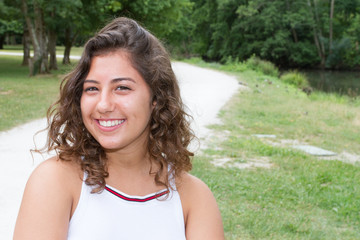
[0,55,75,130]
[184,59,360,239]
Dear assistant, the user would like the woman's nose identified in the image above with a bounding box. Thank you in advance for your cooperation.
[97,92,115,113]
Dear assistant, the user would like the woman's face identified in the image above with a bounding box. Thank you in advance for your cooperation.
[80,51,154,152]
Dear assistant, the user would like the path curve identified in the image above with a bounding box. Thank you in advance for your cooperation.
[0,59,239,239]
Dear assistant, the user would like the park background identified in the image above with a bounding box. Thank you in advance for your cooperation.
[1,0,360,239]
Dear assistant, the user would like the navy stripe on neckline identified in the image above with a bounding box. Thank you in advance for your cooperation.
[104,186,169,202]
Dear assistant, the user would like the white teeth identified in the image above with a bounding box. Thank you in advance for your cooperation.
[99,120,124,127]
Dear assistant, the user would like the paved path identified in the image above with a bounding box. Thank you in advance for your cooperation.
[0,56,239,239]
[0,51,81,60]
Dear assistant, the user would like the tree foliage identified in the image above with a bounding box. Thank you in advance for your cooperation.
[172,0,360,69]
[3,0,360,71]
[103,0,192,40]
[0,0,22,49]
[3,0,191,75]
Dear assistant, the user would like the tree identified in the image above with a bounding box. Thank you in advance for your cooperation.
[164,3,194,57]
[0,0,23,49]
[187,0,218,58]
[329,0,335,54]
[180,0,360,69]
[21,0,49,75]
[22,22,31,66]
[307,0,327,68]
[20,0,89,72]
[45,1,59,70]
[59,0,108,64]
[60,0,84,64]
[104,0,193,40]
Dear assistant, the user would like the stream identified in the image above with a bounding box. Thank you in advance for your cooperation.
[301,70,360,97]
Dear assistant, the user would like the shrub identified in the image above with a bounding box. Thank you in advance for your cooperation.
[245,55,279,77]
[280,71,310,88]
[219,56,248,72]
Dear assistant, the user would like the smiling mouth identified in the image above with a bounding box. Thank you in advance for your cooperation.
[98,119,125,127]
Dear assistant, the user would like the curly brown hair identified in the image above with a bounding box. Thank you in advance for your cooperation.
[46,17,194,193]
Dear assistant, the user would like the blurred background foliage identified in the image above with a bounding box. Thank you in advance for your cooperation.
[1,0,360,71]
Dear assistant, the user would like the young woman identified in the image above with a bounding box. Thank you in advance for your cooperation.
[14,17,224,239]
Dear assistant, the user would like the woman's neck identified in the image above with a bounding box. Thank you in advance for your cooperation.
[104,148,165,195]
[105,147,151,172]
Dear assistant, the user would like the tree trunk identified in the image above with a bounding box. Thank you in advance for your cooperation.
[10,35,16,45]
[62,27,78,65]
[285,0,298,43]
[48,30,58,70]
[21,0,49,76]
[48,8,57,70]
[63,27,71,64]
[307,0,326,68]
[329,0,335,55]
[22,24,31,66]
[63,44,71,64]
[0,35,4,49]
[291,28,298,43]
[313,0,325,62]
[34,2,49,74]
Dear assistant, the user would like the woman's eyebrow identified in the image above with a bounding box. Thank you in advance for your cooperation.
[83,78,136,84]
[84,79,99,84]
[111,77,136,83]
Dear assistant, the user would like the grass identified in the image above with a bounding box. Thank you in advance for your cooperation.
[184,58,360,239]
[183,58,360,153]
[0,55,75,131]
[193,156,360,239]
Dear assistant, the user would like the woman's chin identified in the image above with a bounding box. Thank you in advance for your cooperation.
[97,140,125,151]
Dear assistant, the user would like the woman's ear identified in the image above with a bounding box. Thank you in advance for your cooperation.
[151,96,157,109]
[151,100,157,110]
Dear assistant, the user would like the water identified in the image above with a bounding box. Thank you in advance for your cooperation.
[302,70,360,96]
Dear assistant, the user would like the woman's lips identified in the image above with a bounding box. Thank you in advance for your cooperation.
[95,119,126,131]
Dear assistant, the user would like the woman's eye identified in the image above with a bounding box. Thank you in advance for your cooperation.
[116,86,131,91]
[84,87,98,92]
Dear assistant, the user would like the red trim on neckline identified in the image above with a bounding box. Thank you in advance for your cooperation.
[105,186,169,202]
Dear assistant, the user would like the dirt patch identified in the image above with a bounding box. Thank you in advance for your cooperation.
[202,129,275,169]
[353,114,360,127]
[318,151,360,164]
[255,136,360,165]
[212,156,274,169]
[0,90,13,95]
[206,130,360,169]
[261,138,303,147]
[199,128,231,151]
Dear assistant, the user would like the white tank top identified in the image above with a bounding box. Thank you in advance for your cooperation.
[67,173,186,240]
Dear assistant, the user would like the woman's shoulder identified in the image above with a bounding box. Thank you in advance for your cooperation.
[30,156,82,186]
[23,155,83,209]
[176,172,211,195]
[176,172,218,210]
[13,156,83,239]
[176,172,225,239]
